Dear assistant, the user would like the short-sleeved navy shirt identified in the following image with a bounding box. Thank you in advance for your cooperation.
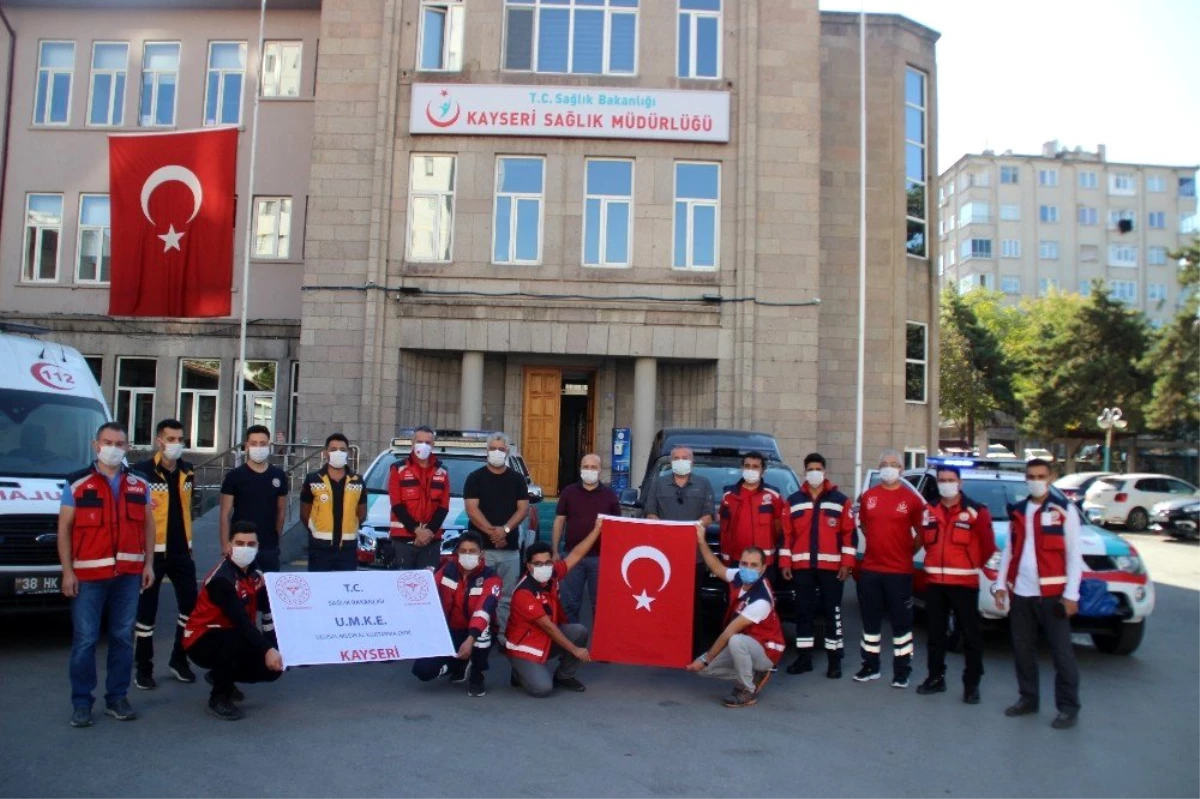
[221,464,289,548]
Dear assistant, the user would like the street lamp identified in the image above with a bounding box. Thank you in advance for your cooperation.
[1097,407,1128,473]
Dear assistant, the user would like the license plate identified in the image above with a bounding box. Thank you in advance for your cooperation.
[13,575,60,595]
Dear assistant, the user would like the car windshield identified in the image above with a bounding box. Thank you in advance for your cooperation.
[959,478,1036,518]
[0,389,108,478]
[653,458,801,501]
[1055,473,1104,489]
[363,455,489,497]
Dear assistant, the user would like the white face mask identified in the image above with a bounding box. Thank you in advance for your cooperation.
[230,545,258,569]
[328,450,349,469]
[248,446,271,464]
[937,482,960,499]
[1026,480,1049,498]
[531,564,554,583]
[879,466,901,484]
[163,442,184,461]
[671,459,692,477]
[806,470,825,488]
[580,469,600,485]
[742,469,761,485]
[487,449,507,468]
[413,442,433,460]
[97,445,125,468]
[458,553,480,572]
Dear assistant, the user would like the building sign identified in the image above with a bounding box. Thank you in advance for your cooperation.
[410,84,730,143]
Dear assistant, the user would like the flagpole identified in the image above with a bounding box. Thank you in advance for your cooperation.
[234,0,268,450]
[853,6,867,498]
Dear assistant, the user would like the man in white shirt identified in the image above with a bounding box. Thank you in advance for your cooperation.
[992,459,1084,729]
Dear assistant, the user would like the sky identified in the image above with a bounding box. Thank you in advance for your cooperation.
[820,0,1200,173]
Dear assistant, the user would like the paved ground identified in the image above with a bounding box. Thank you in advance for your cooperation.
[1,530,1196,798]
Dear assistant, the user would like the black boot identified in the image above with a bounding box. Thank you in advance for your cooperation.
[786,651,813,675]
[826,654,842,679]
[916,674,947,695]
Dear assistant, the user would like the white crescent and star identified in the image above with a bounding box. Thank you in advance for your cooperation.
[140,165,203,254]
[620,545,672,613]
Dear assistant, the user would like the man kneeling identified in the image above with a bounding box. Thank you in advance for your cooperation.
[687,523,786,707]
[183,522,284,720]
[412,532,501,697]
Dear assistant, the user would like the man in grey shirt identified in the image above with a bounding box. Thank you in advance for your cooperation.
[642,446,716,526]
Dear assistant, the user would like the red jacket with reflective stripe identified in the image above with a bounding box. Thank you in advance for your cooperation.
[183,559,270,651]
[435,558,502,637]
[1006,497,1070,597]
[388,454,450,539]
[65,465,149,582]
[922,495,995,587]
[724,576,786,664]
[718,482,785,566]
[504,560,569,663]
[781,481,857,571]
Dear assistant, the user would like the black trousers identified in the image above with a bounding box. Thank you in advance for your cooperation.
[135,555,197,671]
[792,568,844,657]
[389,539,442,571]
[256,547,282,574]
[412,628,491,681]
[186,629,282,699]
[857,570,914,676]
[308,545,359,572]
[925,583,984,686]
[1009,594,1081,713]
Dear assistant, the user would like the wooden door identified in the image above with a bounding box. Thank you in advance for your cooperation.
[522,368,561,493]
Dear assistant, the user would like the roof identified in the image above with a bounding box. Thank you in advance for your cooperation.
[940,151,1199,180]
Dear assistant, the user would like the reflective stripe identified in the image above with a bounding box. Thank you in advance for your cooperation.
[765,641,786,652]
[763,548,775,556]
[824,638,844,649]
[135,630,153,638]
[135,623,153,631]
[154,543,167,553]
[791,501,814,513]
[117,552,145,562]
[475,640,492,649]
[440,576,458,590]
[389,521,406,528]
[73,557,116,569]
[795,637,815,647]
[861,642,881,653]
[816,553,840,562]
[791,552,811,562]
[841,547,856,555]
[778,549,792,558]
[505,641,545,657]
[311,530,336,541]
[820,502,843,512]
[862,633,882,642]
[472,610,490,622]
[893,633,913,645]
[263,623,275,632]
[469,587,483,596]
[926,566,978,576]
[895,644,914,656]
[1040,575,1067,586]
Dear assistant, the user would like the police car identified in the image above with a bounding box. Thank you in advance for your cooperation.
[865,457,1155,655]
[356,431,544,567]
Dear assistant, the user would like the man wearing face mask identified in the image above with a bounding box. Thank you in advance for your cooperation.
[993,458,1084,729]
[687,525,786,708]
[131,419,198,690]
[183,522,284,721]
[464,433,529,633]
[717,452,786,570]
[779,453,856,679]
[642,446,715,527]
[301,433,368,572]
[388,426,450,571]
[412,532,501,697]
[916,465,995,703]
[219,425,289,573]
[552,453,621,624]
[854,449,927,688]
[58,422,156,728]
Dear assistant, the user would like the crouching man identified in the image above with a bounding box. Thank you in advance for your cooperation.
[687,522,786,708]
[183,522,284,720]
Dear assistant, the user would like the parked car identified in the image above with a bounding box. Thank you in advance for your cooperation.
[984,443,1018,460]
[1024,447,1055,462]
[1053,471,1116,503]
[1083,473,1200,531]
[866,457,1155,655]
[356,431,544,567]
[1150,498,1200,540]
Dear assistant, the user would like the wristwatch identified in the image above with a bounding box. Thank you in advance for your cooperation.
[503,525,511,535]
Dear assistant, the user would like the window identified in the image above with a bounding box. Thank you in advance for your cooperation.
[1109,244,1137,267]
[76,195,111,283]
[1080,244,1099,263]
[504,0,638,76]
[1147,283,1167,302]
[87,42,127,126]
[205,42,247,125]
[1109,280,1137,303]
[678,0,721,79]
[493,157,545,265]
[1001,239,1021,259]
[84,356,103,384]
[22,194,63,282]
[239,361,278,435]
[253,197,292,259]
[407,154,456,262]
[1000,204,1020,221]
[905,322,927,403]
[1000,165,1019,185]
[960,238,992,260]
[262,41,302,97]
[1183,214,1197,234]
[969,170,991,188]
[958,202,989,226]
[288,362,301,442]
[34,41,74,125]
[1108,209,1135,230]
[1078,279,1095,296]
[1039,240,1059,260]
[1038,168,1058,187]
[1078,206,1098,226]
[957,275,976,294]
[1039,205,1058,223]
[1109,172,1136,195]
[1001,276,1021,295]
[1038,278,1059,296]
[947,180,955,197]
[947,249,956,266]
[904,68,927,258]
[673,161,720,270]
[904,449,927,470]
[1180,177,1196,198]
[140,42,180,126]
[584,158,633,267]
[1148,246,1168,266]
[178,359,220,450]
[978,273,995,290]
[115,357,156,447]
[1146,175,1165,193]
[1078,170,1098,189]
[419,1,465,71]
[1148,211,1166,230]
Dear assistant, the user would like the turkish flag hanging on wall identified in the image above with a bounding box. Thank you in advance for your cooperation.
[108,128,237,317]
[591,516,697,668]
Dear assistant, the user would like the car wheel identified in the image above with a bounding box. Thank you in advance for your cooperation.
[1091,620,1145,655]
[1125,507,1149,531]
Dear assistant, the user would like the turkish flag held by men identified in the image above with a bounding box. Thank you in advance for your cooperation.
[592,516,696,668]
[108,128,237,317]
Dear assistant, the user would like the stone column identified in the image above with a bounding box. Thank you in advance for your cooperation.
[460,351,484,431]
[631,357,657,487]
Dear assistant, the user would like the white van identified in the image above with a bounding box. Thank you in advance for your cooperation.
[0,332,111,611]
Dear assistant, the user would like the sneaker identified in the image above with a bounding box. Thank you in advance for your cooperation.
[852,666,881,682]
[963,686,981,705]
[169,659,196,684]
[204,671,244,702]
[134,671,157,691]
[467,676,487,698]
[916,675,946,695]
[826,659,843,679]
[1004,699,1039,717]
[70,707,93,728]
[1051,711,1078,730]
[721,687,758,708]
[207,695,245,721]
[785,652,813,675]
[891,675,910,689]
[752,670,772,694]
[449,665,469,684]
[553,675,586,692]
[104,698,138,721]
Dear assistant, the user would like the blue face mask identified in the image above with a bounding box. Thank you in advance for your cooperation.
[738,567,762,585]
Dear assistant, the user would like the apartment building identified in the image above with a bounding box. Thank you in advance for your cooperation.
[939,141,1198,327]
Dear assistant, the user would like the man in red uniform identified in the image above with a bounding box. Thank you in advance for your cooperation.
[688,523,786,708]
[915,465,995,703]
[779,452,856,678]
[412,531,502,697]
[388,426,450,570]
[854,449,926,688]
[505,521,603,697]
[717,452,786,569]
[183,522,284,721]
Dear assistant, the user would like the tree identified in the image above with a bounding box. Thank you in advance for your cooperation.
[1142,238,1200,436]
[939,289,1019,442]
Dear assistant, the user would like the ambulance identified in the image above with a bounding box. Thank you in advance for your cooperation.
[0,332,110,611]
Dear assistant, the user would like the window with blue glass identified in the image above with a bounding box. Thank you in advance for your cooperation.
[88,43,127,127]
[419,1,465,71]
[504,0,638,76]
[205,42,247,126]
[584,159,633,267]
[140,42,180,127]
[34,41,75,126]
[904,67,927,258]
[494,157,545,264]
[677,0,720,79]
[673,162,719,269]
